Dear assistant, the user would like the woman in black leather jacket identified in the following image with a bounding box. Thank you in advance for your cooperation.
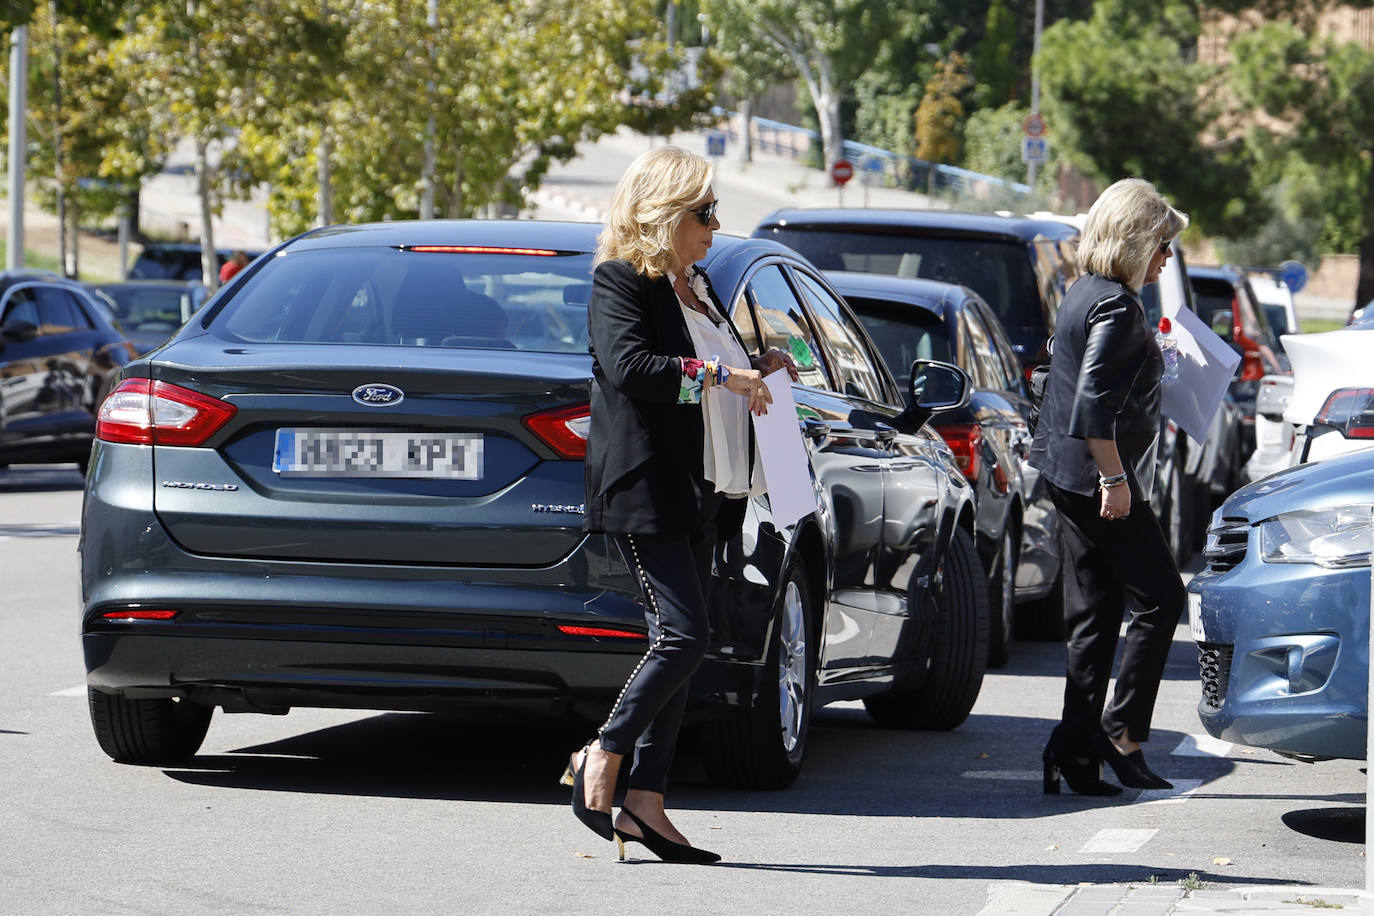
[1028,178,1190,796]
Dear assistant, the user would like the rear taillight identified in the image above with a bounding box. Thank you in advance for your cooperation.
[96,379,237,446]
[1314,388,1374,440]
[557,624,645,639]
[99,608,180,620]
[935,422,982,481]
[522,402,591,459]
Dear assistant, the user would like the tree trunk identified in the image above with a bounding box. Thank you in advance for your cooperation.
[815,88,843,172]
[738,98,753,164]
[317,125,333,226]
[195,136,218,289]
[1357,153,1374,315]
[65,201,78,279]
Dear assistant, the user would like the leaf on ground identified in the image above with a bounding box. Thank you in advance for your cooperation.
[1212,856,1233,866]
[576,852,596,858]
[976,751,989,758]
[1046,844,1059,851]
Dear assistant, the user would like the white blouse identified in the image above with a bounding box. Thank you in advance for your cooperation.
[673,271,753,497]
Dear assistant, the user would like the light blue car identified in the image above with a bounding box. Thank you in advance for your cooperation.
[1188,446,1373,760]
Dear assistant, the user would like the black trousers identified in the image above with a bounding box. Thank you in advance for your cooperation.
[598,494,722,794]
[1048,483,1186,757]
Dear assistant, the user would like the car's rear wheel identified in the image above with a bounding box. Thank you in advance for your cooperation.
[88,689,212,765]
[864,527,988,730]
[702,555,814,789]
[986,526,1017,669]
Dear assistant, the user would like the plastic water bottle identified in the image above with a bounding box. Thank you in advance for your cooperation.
[1157,317,1179,382]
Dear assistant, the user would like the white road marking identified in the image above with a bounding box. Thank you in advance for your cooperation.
[48,685,87,697]
[1137,778,1204,805]
[962,770,1041,781]
[1172,734,1233,757]
[1078,828,1157,854]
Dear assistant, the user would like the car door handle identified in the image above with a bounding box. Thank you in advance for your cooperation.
[875,422,898,443]
[802,419,831,440]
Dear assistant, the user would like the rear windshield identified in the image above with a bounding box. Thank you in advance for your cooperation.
[844,297,951,381]
[211,247,595,353]
[96,285,194,330]
[766,228,1044,356]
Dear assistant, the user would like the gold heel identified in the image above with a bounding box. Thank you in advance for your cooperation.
[557,750,578,788]
[615,833,627,862]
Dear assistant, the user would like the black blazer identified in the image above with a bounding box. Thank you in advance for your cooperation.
[583,258,750,538]
[1028,272,1163,502]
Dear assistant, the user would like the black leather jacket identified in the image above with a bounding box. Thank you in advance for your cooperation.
[1028,273,1163,502]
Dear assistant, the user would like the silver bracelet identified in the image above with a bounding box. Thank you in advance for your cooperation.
[1099,471,1128,488]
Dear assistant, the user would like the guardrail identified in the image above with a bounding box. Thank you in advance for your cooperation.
[720,112,1030,200]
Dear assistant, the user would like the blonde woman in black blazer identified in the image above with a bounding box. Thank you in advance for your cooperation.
[1028,178,1189,796]
[564,146,796,863]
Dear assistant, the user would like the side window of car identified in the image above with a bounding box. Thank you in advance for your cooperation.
[35,287,91,334]
[743,264,830,389]
[791,270,888,403]
[977,301,1027,395]
[1,288,41,331]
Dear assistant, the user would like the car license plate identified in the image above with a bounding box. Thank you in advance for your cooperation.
[1188,592,1206,642]
[272,428,483,479]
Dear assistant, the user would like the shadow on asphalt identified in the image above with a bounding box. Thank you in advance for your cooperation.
[0,465,85,493]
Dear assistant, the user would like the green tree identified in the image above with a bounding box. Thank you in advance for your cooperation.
[1037,0,1263,237]
[973,0,1018,108]
[701,0,896,169]
[1229,20,1374,308]
[914,51,971,164]
[704,0,794,163]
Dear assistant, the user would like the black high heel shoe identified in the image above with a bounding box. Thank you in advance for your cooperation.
[1042,745,1123,796]
[569,744,615,841]
[614,808,721,864]
[1092,732,1172,790]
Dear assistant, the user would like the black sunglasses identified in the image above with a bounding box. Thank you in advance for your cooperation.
[686,200,719,225]
[1158,240,1173,255]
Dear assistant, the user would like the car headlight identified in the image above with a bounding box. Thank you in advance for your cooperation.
[1259,506,1373,568]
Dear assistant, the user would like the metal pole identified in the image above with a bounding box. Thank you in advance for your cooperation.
[420,0,437,220]
[7,26,29,270]
[1368,505,1373,892]
[1027,0,1044,187]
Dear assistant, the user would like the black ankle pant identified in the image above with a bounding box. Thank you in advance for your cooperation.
[598,497,720,794]
[1048,483,1187,758]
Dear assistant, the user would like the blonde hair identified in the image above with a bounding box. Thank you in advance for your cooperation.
[1077,178,1190,290]
[594,147,714,279]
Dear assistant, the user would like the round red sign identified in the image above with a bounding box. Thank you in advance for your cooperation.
[1022,114,1047,138]
[830,159,854,186]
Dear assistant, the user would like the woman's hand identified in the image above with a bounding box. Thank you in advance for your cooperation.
[1100,482,1131,521]
[723,367,773,415]
[754,348,800,382]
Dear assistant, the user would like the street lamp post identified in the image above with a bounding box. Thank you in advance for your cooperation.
[7,26,28,270]
[1027,0,1044,187]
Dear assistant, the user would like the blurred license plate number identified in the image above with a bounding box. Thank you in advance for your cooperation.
[1188,592,1205,642]
[273,429,483,479]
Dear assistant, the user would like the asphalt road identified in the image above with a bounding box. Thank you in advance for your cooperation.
[0,464,1364,914]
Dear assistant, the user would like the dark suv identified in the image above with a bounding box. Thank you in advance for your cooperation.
[129,243,263,282]
[0,270,137,472]
[752,209,1080,373]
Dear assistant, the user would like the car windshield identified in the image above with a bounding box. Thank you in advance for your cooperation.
[843,297,951,382]
[212,247,595,353]
[96,286,190,331]
[766,229,1043,356]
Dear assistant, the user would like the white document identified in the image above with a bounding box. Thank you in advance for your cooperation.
[1161,304,1242,444]
[751,369,819,530]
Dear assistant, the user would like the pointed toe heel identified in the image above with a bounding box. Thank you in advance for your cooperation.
[570,744,615,841]
[616,808,720,864]
[1092,732,1172,790]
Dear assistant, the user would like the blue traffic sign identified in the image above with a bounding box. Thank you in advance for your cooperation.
[706,132,726,157]
[1278,259,1307,294]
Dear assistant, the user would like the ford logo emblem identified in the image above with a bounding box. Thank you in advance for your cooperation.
[352,383,405,407]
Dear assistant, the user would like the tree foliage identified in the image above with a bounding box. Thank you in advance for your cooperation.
[1037,0,1264,237]
[914,52,971,164]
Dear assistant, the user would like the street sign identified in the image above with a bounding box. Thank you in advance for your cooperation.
[1278,259,1308,294]
[830,158,854,186]
[706,132,726,158]
[1021,137,1048,164]
[1023,113,1047,138]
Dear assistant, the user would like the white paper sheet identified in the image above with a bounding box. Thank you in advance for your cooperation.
[1161,304,1242,444]
[750,370,819,530]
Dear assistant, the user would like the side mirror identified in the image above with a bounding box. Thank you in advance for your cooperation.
[1,319,39,342]
[894,359,971,433]
[1210,311,1233,339]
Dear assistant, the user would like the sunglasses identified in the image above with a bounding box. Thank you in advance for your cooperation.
[686,200,719,226]
[1157,240,1173,255]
